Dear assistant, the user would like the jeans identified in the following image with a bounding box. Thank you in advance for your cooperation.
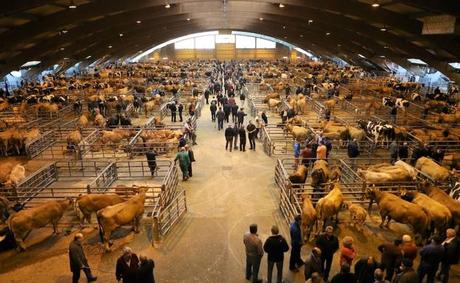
[249,137,256,150]
[240,138,246,151]
[218,119,224,130]
[226,138,233,151]
[72,268,94,283]
[418,263,437,283]
[440,262,451,283]
[321,254,333,280]
[267,260,283,283]
[289,244,303,269]
[246,255,261,282]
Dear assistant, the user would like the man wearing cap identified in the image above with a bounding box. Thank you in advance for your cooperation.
[69,233,97,283]
[243,224,264,283]
[315,226,339,281]
[116,247,139,283]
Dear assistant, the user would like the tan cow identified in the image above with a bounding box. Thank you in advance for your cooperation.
[344,201,367,232]
[288,165,308,184]
[101,129,136,145]
[316,183,344,229]
[400,190,451,234]
[367,188,429,237]
[285,124,309,141]
[96,188,147,251]
[419,183,460,226]
[74,194,124,226]
[415,157,451,182]
[301,195,317,241]
[8,199,72,250]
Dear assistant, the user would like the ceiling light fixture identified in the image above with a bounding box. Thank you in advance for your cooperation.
[68,0,77,9]
[372,3,380,7]
[380,28,387,31]
[326,32,331,35]
[136,20,142,24]
[259,17,264,21]
[61,30,68,34]
[119,33,124,37]
[165,3,171,8]
[60,47,65,51]
[384,46,389,49]
[108,45,112,49]
[300,34,304,38]
[308,19,313,24]
[187,18,191,21]
[86,56,92,59]
[63,57,69,60]
[279,3,285,8]
[283,25,286,29]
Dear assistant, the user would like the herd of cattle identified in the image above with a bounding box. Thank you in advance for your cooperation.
[246,60,460,243]
[0,60,215,253]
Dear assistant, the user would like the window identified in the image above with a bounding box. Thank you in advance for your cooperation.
[407,58,427,65]
[448,62,460,69]
[195,35,215,49]
[174,38,194,49]
[216,34,235,43]
[236,35,255,48]
[256,38,276,49]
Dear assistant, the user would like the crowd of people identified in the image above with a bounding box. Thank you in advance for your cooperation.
[69,233,156,283]
[243,217,460,283]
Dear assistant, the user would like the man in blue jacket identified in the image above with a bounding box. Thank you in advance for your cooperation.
[289,215,303,271]
[418,235,444,283]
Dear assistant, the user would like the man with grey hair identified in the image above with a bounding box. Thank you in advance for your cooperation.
[439,228,460,283]
[374,268,390,283]
[116,246,139,283]
[69,233,97,283]
[243,224,264,283]
[263,225,289,283]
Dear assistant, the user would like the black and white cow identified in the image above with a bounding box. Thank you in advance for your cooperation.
[382,97,410,110]
[449,182,460,201]
[358,120,395,146]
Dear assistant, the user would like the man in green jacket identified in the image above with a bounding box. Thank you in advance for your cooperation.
[175,147,190,181]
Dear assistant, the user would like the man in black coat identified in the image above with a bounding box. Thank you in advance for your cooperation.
[223,103,231,123]
[178,102,184,122]
[116,247,140,283]
[239,126,247,152]
[231,104,239,123]
[398,142,409,162]
[225,124,234,152]
[237,108,247,127]
[247,121,257,150]
[169,102,177,122]
[210,102,217,122]
[204,89,210,104]
[69,233,97,283]
[439,228,460,283]
[216,107,225,130]
[418,235,445,283]
[137,255,155,283]
[145,149,157,177]
[315,226,339,281]
[354,256,380,283]
[263,225,289,283]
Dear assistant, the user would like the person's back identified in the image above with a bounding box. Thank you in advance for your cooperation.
[137,256,155,283]
[225,127,234,138]
[330,264,357,283]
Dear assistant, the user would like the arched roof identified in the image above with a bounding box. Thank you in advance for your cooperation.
[1,0,459,80]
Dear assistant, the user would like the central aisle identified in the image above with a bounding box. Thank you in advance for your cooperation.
[153,103,302,282]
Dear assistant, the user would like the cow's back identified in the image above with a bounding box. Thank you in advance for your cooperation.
[9,201,64,231]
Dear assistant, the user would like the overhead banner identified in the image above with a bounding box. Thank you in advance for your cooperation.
[422,15,456,35]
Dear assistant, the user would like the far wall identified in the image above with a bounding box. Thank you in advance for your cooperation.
[148,42,299,61]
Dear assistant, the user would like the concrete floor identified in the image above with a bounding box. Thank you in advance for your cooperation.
[1,100,459,282]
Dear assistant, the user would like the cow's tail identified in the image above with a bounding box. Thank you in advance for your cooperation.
[96,211,104,243]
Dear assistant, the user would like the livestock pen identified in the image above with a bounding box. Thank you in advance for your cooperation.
[1,159,185,240]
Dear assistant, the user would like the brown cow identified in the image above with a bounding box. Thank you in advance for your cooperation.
[400,190,451,234]
[301,195,317,241]
[8,199,72,251]
[344,201,368,232]
[367,188,429,238]
[316,183,344,229]
[96,187,146,251]
[74,194,124,226]
[288,165,308,184]
[419,183,460,226]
